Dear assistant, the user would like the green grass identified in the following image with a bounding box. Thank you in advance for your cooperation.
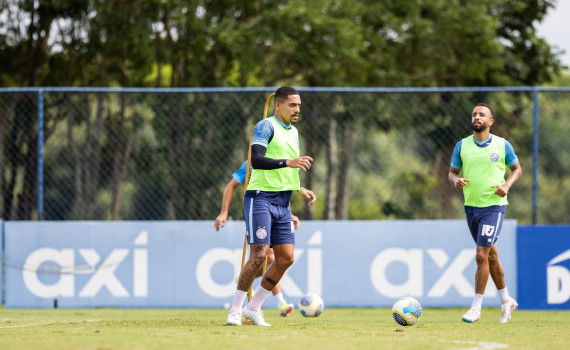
[0,308,569,350]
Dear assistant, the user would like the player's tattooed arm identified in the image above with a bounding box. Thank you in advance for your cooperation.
[237,244,269,291]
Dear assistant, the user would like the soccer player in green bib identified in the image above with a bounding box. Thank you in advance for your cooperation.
[227,86,316,326]
[215,160,299,317]
[449,103,522,323]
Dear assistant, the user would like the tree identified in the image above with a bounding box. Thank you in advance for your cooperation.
[0,0,564,221]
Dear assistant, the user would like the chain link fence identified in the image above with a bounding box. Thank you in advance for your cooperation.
[0,87,568,224]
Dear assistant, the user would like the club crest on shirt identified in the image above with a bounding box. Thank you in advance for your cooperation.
[256,227,267,239]
[490,153,499,162]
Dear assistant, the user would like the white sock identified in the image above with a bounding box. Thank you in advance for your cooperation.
[472,293,484,309]
[274,292,285,308]
[498,287,510,303]
[230,290,248,314]
[247,286,272,311]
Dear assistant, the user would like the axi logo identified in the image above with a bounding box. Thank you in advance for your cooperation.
[370,248,496,298]
[547,249,570,304]
[22,231,149,298]
[196,231,323,298]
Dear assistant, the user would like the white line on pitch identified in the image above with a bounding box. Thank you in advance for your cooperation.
[0,322,54,329]
[0,319,100,329]
[438,339,509,350]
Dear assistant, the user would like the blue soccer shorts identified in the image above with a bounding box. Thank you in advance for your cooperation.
[243,197,295,246]
[466,211,505,247]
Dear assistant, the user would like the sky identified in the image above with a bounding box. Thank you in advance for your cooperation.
[536,0,570,68]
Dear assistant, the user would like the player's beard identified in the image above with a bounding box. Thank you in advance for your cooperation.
[290,114,299,124]
[472,122,485,132]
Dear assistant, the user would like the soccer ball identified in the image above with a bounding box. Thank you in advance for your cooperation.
[299,293,324,317]
[392,297,422,326]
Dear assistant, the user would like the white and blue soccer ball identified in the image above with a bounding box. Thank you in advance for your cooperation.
[299,293,324,317]
[392,297,422,326]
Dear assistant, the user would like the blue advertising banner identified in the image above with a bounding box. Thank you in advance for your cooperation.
[4,220,516,308]
[517,225,570,310]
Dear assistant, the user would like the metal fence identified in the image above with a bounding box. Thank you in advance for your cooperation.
[0,87,568,224]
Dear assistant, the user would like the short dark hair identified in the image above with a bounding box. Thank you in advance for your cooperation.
[275,86,299,102]
[476,103,494,118]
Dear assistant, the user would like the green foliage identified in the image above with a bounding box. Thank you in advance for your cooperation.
[0,1,567,222]
[0,0,562,88]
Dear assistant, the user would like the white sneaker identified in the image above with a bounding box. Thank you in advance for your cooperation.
[500,298,518,323]
[461,307,481,323]
[279,302,294,317]
[243,306,271,326]
[226,310,242,326]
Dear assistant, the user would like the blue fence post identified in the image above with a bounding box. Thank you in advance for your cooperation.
[37,90,44,221]
[532,88,539,225]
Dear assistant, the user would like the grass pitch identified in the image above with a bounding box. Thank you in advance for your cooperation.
[0,308,569,350]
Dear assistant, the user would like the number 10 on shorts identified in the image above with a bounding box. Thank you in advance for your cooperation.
[482,224,495,237]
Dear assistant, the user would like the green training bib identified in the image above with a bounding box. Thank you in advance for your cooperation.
[247,117,301,191]
[460,134,508,207]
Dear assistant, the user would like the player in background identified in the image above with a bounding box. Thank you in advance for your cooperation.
[214,160,298,317]
[449,103,522,323]
[226,86,316,326]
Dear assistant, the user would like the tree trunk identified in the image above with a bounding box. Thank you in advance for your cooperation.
[85,93,105,219]
[325,118,338,220]
[433,148,455,219]
[3,156,17,220]
[8,98,37,220]
[10,2,57,219]
[17,122,37,220]
[110,95,138,220]
[71,92,105,220]
[155,35,162,87]
[335,122,354,220]
[27,3,56,87]
[111,94,127,219]
[302,99,320,220]
[67,97,84,220]
[0,95,17,218]
[111,128,136,220]
[166,106,180,220]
